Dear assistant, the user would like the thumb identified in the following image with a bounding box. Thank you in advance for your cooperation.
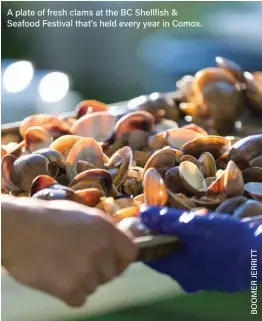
[140,206,184,234]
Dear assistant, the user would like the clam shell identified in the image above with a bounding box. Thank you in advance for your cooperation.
[10,154,55,191]
[198,152,216,178]
[224,161,244,197]
[24,126,53,153]
[179,161,206,194]
[114,206,140,223]
[242,167,262,184]
[168,191,196,210]
[106,146,133,188]
[182,123,208,136]
[144,148,180,174]
[30,175,58,196]
[244,182,262,201]
[215,56,245,83]
[216,196,248,214]
[233,200,262,218]
[191,195,223,210]
[143,168,168,206]
[71,111,116,142]
[164,166,184,194]
[66,138,104,181]
[1,154,20,191]
[33,148,65,169]
[148,132,168,151]
[76,100,109,118]
[114,111,155,139]
[183,135,231,158]
[49,135,82,159]
[165,128,202,150]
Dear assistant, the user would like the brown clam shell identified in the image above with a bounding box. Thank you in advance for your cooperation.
[33,148,65,169]
[106,146,133,188]
[24,126,53,153]
[1,154,20,191]
[49,135,82,159]
[179,161,206,195]
[71,112,116,142]
[198,152,217,178]
[76,100,109,118]
[143,168,168,206]
[114,111,155,139]
[9,154,56,191]
[183,135,231,158]
[168,191,196,210]
[144,148,180,174]
[69,169,113,196]
[242,167,262,184]
[165,128,202,149]
[66,138,104,181]
[30,175,58,196]
[148,132,168,151]
[215,56,245,83]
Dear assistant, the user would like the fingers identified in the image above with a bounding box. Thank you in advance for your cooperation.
[140,206,185,233]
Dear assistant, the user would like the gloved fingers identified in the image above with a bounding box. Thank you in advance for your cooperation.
[140,206,184,233]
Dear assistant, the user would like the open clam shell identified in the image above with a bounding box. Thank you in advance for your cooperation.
[49,135,82,159]
[198,152,216,178]
[179,161,206,195]
[233,200,262,219]
[114,111,155,139]
[143,168,168,206]
[216,196,248,214]
[106,146,133,188]
[76,99,109,118]
[66,138,104,181]
[24,126,53,153]
[71,111,117,142]
[165,128,202,150]
[144,148,181,174]
[1,154,20,191]
[69,169,113,197]
[168,191,196,210]
[30,175,58,196]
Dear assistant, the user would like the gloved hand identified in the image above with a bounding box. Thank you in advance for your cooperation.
[140,206,262,293]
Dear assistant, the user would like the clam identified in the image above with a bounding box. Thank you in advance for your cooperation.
[143,168,168,206]
[127,92,179,122]
[229,134,262,168]
[244,71,262,114]
[1,154,20,191]
[76,99,109,118]
[33,148,65,169]
[126,130,150,151]
[114,111,155,139]
[76,160,96,173]
[233,200,262,218]
[122,178,143,196]
[66,138,104,181]
[215,56,245,83]
[206,170,225,194]
[148,132,168,151]
[183,135,231,158]
[216,196,248,214]
[49,135,82,159]
[69,169,114,197]
[179,155,200,168]
[106,146,133,188]
[250,156,262,168]
[7,154,57,191]
[244,182,262,201]
[1,146,7,158]
[242,167,262,184]
[32,187,74,201]
[144,148,181,174]
[164,166,184,194]
[165,128,202,149]
[24,126,53,153]
[19,114,70,138]
[224,160,244,197]
[134,151,151,167]
[198,152,216,178]
[182,123,208,136]
[30,175,58,196]
[179,161,206,195]
[193,67,244,134]
[71,111,116,142]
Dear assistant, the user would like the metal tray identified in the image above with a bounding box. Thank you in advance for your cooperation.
[1,92,181,263]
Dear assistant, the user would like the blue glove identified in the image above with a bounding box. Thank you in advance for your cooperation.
[140,206,262,293]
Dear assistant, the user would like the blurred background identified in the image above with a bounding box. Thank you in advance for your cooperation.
[1,1,262,321]
[2,1,262,124]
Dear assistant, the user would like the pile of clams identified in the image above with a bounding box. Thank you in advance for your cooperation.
[1,57,262,238]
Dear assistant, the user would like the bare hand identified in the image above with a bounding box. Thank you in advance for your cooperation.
[2,196,138,307]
